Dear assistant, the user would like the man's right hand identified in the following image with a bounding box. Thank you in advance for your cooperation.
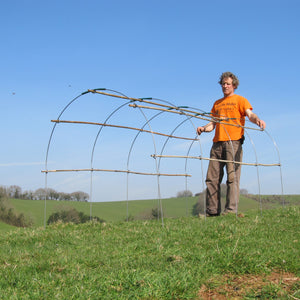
[197,126,205,135]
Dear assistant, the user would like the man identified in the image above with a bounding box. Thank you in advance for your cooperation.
[197,72,266,216]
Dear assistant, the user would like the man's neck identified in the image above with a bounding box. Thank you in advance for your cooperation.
[223,92,235,98]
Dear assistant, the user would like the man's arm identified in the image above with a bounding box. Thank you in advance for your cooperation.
[197,121,216,135]
[245,109,266,129]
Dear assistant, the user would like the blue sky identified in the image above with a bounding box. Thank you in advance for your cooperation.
[0,0,299,201]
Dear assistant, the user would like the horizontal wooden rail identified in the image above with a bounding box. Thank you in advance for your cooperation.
[42,168,191,177]
[130,104,262,131]
[51,119,197,141]
[87,90,263,131]
[151,154,281,167]
[88,89,210,117]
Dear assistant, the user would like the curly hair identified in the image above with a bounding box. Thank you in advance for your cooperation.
[218,72,239,89]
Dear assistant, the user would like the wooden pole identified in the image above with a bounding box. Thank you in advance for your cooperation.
[41,168,191,177]
[129,104,262,131]
[51,119,197,141]
[88,90,209,117]
[151,154,281,167]
[89,89,263,131]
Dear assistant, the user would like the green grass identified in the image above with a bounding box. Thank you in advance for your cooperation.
[0,221,16,232]
[10,194,300,227]
[7,194,278,228]
[9,197,202,227]
[0,207,299,299]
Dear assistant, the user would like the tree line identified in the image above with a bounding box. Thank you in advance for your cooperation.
[0,185,89,202]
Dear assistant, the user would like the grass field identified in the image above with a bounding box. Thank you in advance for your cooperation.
[5,194,300,229]
[0,207,299,299]
[0,221,15,232]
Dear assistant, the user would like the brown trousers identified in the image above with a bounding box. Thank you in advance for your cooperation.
[205,140,243,215]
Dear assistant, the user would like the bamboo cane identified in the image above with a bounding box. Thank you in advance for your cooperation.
[129,104,262,131]
[89,89,263,131]
[41,168,191,177]
[51,119,197,141]
[151,154,281,167]
[88,89,209,117]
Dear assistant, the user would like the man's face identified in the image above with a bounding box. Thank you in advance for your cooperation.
[221,77,235,97]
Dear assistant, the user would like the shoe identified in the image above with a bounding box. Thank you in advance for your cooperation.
[206,213,219,217]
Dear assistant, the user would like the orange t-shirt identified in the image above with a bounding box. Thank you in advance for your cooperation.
[211,94,252,142]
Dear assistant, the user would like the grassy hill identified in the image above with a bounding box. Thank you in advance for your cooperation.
[0,207,298,299]
[3,194,300,229]
[0,221,16,232]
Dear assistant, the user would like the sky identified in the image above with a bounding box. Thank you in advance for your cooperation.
[0,0,299,202]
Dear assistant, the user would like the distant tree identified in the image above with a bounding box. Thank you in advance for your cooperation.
[59,192,71,201]
[22,190,34,200]
[176,190,193,198]
[8,185,22,199]
[0,186,7,198]
[240,188,248,195]
[34,188,47,200]
[48,188,60,200]
[70,191,89,202]
[7,186,89,202]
